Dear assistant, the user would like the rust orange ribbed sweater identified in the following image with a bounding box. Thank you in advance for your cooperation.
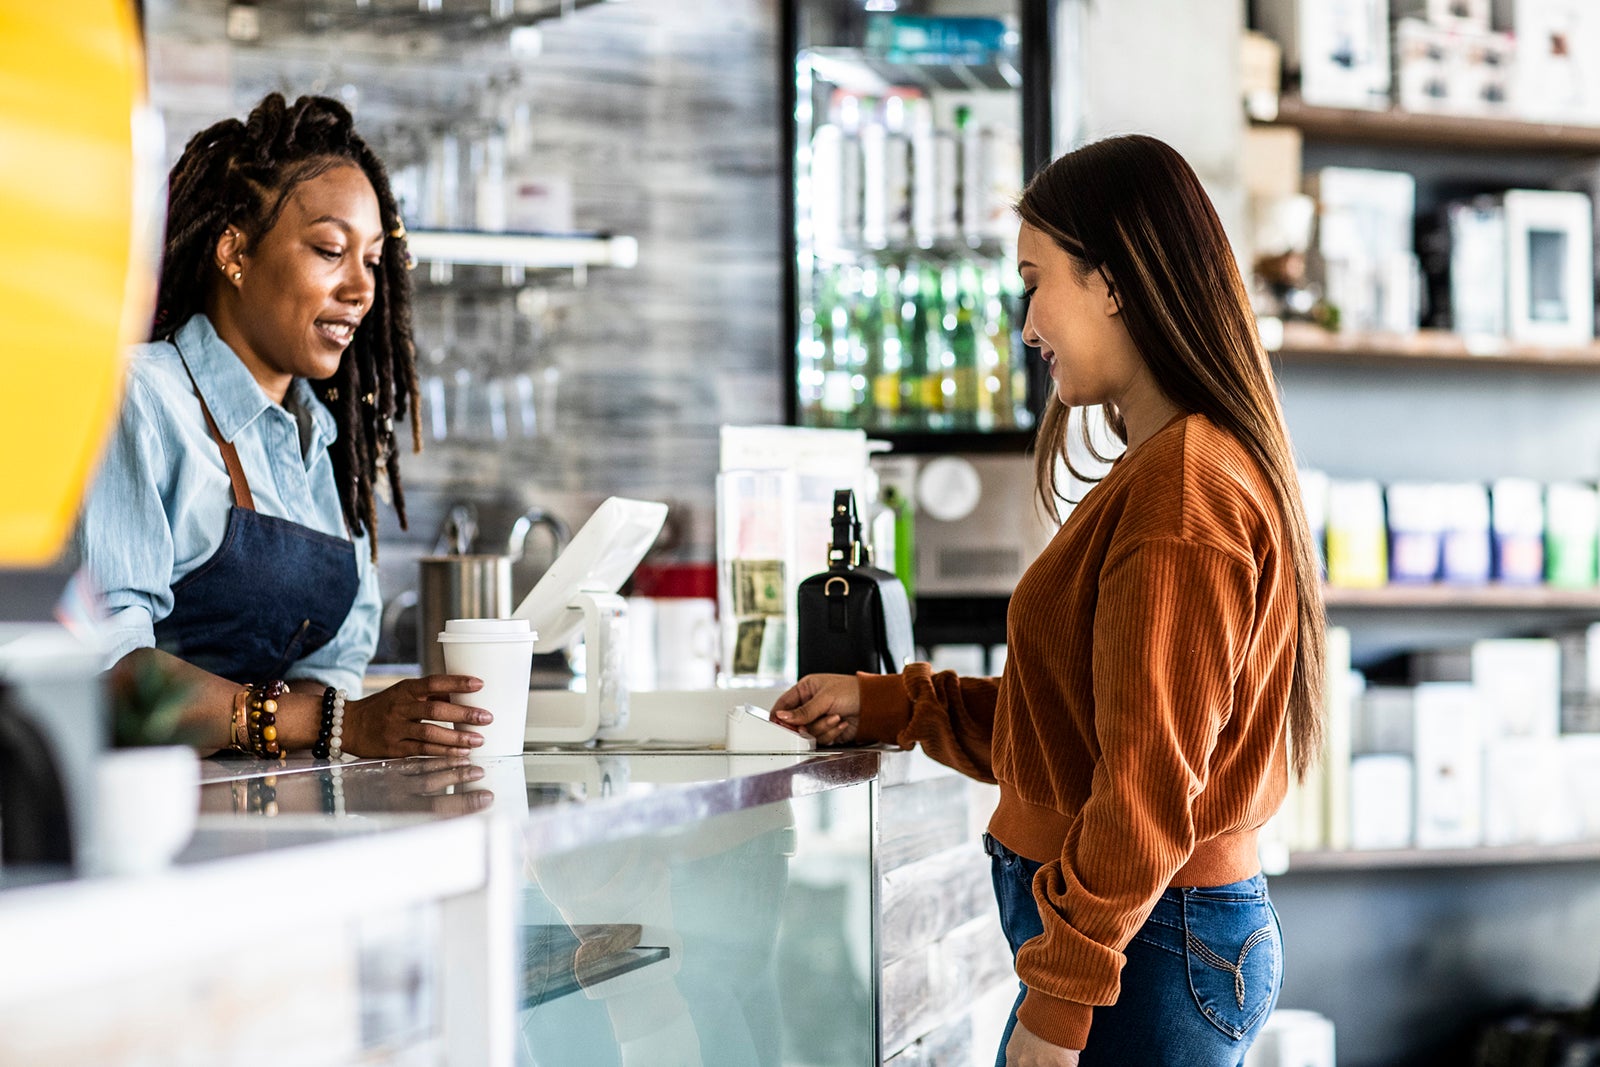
[856,413,1297,1050]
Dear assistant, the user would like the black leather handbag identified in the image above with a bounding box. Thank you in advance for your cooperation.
[797,489,915,677]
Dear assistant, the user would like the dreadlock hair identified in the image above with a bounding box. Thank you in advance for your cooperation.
[1019,134,1326,781]
[151,92,420,558]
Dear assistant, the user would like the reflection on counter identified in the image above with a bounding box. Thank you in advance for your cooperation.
[517,783,874,1066]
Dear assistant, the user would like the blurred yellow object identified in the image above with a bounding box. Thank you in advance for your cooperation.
[0,3,156,566]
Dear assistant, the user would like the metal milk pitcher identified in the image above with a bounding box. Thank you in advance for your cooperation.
[416,554,513,676]
[415,504,571,676]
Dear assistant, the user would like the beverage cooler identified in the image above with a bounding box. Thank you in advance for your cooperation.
[780,0,1061,657]
[780,0,1056,450]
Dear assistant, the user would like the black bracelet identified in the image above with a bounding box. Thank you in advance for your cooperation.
[312,685,338,759]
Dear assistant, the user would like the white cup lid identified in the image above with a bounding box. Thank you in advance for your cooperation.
[438,618,537,643]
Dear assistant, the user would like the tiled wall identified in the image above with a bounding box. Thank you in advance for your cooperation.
[146,0,787,622]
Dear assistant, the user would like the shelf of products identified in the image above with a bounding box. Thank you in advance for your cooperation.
[406,230,638,270]
[1322,584,1600,611]
[1269,321,1600,370]
[1286,840,1600,872]
[1259,95,1600,156]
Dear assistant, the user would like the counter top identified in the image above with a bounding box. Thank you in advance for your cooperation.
[195,747,881,855]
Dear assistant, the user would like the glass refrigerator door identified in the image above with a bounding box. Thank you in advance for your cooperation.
[783,0,1053,451]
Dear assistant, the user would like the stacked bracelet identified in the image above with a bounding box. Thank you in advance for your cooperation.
[246,680,289,759]
[229,688,251,752]
[320,764,346,817]
[313,686,348,760]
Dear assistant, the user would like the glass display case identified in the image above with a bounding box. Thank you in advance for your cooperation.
[782,0,1056,451]
[511,757,876,1065]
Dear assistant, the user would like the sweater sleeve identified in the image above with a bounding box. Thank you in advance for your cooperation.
[857,664,1001,784]
[1014,537,1256,1050]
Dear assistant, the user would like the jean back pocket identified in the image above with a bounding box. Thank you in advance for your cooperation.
[1181,889,1280,1041]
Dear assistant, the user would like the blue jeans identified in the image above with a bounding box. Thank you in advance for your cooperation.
[986,833,1282,1067]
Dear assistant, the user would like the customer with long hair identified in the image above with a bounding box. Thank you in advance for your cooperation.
[75,93,491,760]
[774,133,1324,1066]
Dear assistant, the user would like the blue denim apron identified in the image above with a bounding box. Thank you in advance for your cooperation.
[153,344,360,685]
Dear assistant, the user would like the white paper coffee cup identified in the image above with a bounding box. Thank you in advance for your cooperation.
[438,618,536,759]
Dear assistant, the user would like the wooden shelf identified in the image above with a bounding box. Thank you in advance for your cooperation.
[1261,95,1600,156]
[1322,584,1600,610]
[1269,321,1600,370]
[1286,839,1600,872]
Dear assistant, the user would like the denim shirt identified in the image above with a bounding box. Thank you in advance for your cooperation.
[73,314,379,694]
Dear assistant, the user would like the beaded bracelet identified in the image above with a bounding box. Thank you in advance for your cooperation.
[320,764,346,817]
[246,680,289,759]
[312,687,349,760]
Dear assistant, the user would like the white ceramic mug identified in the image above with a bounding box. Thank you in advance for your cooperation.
[652,596,718,690]
[438,618,536,760]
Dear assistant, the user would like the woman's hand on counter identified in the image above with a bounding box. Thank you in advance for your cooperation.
[772,673,860,745]
[343,675,490,758]
[1004,1022,1080,1067]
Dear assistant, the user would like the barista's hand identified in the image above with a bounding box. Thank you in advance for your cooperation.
[1004,1022,1080,1067]
[342,675,490,758]
[771,673,860,745]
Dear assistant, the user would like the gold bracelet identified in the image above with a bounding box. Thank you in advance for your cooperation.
[230,688,251,752]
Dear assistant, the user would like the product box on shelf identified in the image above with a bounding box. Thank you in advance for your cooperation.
[1349,753,1416,849]
[1326,478,1388,588]
[1490,477,1545,583]
[1425,197,1506,337]
[1557,622,1600,732]
[1413,682,1485,848]
[1482,737,1561,844]
[1494,0,1600,125]
[1545,482,1600,587]
[1555,733,1600,838]
[1257,0,1392,110]
[1355,685,1416,754]
[1308,167,1419,334]
[1439,483,1492,583]
[1474,638,1562,737]
[1393,0,1492,29]
[1385,482,1444,583]
[1501,189,1595,346]
[1394,19,1515,117]
[1241,30,1284,121]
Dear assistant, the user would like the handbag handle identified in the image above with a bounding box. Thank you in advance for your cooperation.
[828,489,867,569]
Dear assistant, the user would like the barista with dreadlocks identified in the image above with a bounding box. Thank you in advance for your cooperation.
[74,93,491,760]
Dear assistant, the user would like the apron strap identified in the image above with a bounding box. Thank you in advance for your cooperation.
[177,352,256,513]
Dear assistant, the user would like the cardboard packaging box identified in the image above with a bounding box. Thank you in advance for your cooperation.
[1257,0,1393,110]
[1545,482,1599,588]
[1393,0,1491,30]
[1501,190,1594,347]
[1350,754,1416,849]
[1326,479,1388,588]
[1474,638,1561,738]
[1490,477,1545,584]
[1413,682,1484,848]
[1494,0,1600,125]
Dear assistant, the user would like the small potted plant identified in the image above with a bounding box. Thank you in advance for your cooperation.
[97,657,203,875]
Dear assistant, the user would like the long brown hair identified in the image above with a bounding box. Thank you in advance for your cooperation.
[152,93,420,556]
[1019,134,1326,778]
